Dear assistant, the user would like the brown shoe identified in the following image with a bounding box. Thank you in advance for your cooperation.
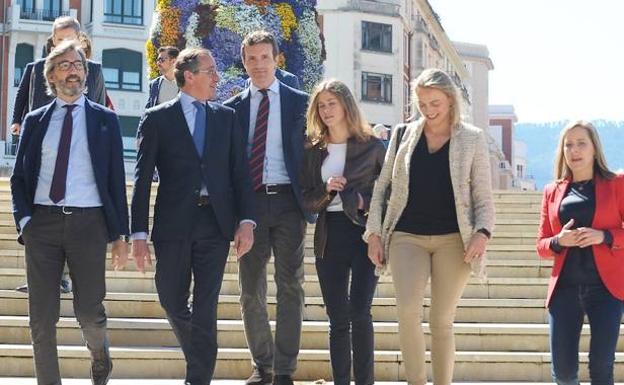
[246,367,273,385]
[91,349,113,385]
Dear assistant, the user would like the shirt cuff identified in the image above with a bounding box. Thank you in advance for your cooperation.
[550,236,564,253]
[603,230,614,247]
[19,216,31,234]
[131,232,148,241]
[240,219,256,229]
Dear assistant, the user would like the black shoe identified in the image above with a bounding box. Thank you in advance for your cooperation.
[60,278,72,294]
[91,349,113,385]
[246,367,273,385]
[15,284,28,293]
[273,374,294,385]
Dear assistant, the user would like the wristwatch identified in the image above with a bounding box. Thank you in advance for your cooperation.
[476,228,491,239]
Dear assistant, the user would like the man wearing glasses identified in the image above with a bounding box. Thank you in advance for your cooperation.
[145,46,180,109]
[10,41,129,385]
[131,47,256,385]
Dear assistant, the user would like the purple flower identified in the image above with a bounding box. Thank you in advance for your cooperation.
[172,0,199,28]
[205,27,242,71]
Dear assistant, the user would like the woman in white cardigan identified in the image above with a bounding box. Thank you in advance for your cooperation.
[365,68,495,385]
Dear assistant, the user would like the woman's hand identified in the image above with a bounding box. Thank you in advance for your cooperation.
[464,232,489,263]
[367,234,384,267]
[557,219,579,247]
[575,227,605,248]
[326,176,347,193]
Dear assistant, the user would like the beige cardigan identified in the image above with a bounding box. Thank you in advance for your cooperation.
[363,119,496,277]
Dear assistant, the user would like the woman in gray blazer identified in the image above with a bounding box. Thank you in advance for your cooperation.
[365,68,495,385]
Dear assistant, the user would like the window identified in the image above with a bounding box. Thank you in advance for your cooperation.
[14,44,34,87]
[19,0,34,13]
[104,0,143,25]
[362,21,392,53]
[362,72,392,103]
[42,0,61,20]
[103,49,142,91]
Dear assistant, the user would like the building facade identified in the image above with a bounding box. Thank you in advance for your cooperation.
[0,0,152,172]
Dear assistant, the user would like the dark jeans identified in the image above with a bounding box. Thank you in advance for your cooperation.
[239,189,306,375]
[549,283,624,385]
[154,204,230,385]
[22,206,109,385]
[315,212,378,385]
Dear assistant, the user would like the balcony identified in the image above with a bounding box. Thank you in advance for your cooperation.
[6,4,77,32]
[20,7,68,21]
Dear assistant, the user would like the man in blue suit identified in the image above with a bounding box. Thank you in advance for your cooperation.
[224,30,314,385]
[10,16,106,136]
[145,46,180,109]
[131,47,256,385]
[10,41,128,385]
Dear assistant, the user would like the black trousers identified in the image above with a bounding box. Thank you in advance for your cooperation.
[153,204,230,385]
[315,211,379,385]
[22,206,109,385]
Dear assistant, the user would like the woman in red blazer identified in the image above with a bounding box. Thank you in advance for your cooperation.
[537,120,624,385]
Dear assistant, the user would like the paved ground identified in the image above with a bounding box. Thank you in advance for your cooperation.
[1,380,619,385]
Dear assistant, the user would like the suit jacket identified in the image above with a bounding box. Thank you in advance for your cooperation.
[224,82,315,223]
[301,137,386,257]
[10,99,129,243]
[145,76,164,109]
[364,119,496,276]
[245,68,301,90]
[131,96,255,241]
[537,174,624,306]
[12,58,106,125]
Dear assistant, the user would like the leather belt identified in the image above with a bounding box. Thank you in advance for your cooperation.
[34,205,101,215]
[258,184,291,195]
[197,195,211,206]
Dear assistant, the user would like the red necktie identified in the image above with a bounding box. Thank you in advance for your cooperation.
[249,89,269,191]
[49,104,76,203]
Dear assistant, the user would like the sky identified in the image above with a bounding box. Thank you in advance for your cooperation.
[427,0,624,123]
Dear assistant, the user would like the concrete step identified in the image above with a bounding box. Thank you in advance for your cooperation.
[0,268,552,299]
[2,316,624,352]
[1,344,622,382]
[0,290,551,323]
[0,381,603,385]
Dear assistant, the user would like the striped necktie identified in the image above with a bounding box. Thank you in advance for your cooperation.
[249,89,269,191]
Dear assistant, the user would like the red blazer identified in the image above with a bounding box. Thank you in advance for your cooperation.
[537,174,624,307]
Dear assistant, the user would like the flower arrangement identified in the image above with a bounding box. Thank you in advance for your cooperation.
[149,0,325,100]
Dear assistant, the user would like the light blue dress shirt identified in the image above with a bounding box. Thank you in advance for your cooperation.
[247,79,291,185]
[20,95,102,230]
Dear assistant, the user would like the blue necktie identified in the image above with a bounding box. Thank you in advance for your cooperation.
[192,101,206,157]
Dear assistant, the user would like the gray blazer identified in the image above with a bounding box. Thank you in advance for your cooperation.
[364,119,496,276]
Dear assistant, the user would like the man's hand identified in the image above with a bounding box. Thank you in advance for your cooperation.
[111,239,129,271]
[131,239,152,273]
[367,234,384,267]
[234,222,254,259]
[10,123,21,135]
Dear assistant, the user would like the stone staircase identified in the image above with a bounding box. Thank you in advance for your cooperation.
[0,179,623,382]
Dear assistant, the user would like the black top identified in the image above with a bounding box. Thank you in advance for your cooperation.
[556,180,601,286]
[395,134,459,235]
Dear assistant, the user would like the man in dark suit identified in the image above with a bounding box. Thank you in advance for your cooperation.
[10,41,129,385]
[131,47,255,385]
[10,16,106,135]
[224,30,314,385]
[145,46,180,109]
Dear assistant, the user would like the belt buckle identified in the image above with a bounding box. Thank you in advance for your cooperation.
[61,206,73,215]
[265,184,278,195]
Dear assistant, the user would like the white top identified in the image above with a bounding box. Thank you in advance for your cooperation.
[157,76,179,105]
[321,143,347,212]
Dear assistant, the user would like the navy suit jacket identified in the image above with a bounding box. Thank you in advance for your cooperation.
[224,82,315,223]
[131,97,255,241]
[10,99,129,243]
[12,59,106,125]
[145,76,164,109]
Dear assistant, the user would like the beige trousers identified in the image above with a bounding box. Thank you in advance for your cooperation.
[389,232,472,385]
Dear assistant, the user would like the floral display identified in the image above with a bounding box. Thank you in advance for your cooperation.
[149,0,326,100]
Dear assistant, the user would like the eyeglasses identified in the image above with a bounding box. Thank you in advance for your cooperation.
[156,57,169,63]
[195,68,219,77]
[56,60,85,71]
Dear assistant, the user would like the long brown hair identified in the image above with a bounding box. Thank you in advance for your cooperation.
[553,120,615,180]
[306,79,372,146]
